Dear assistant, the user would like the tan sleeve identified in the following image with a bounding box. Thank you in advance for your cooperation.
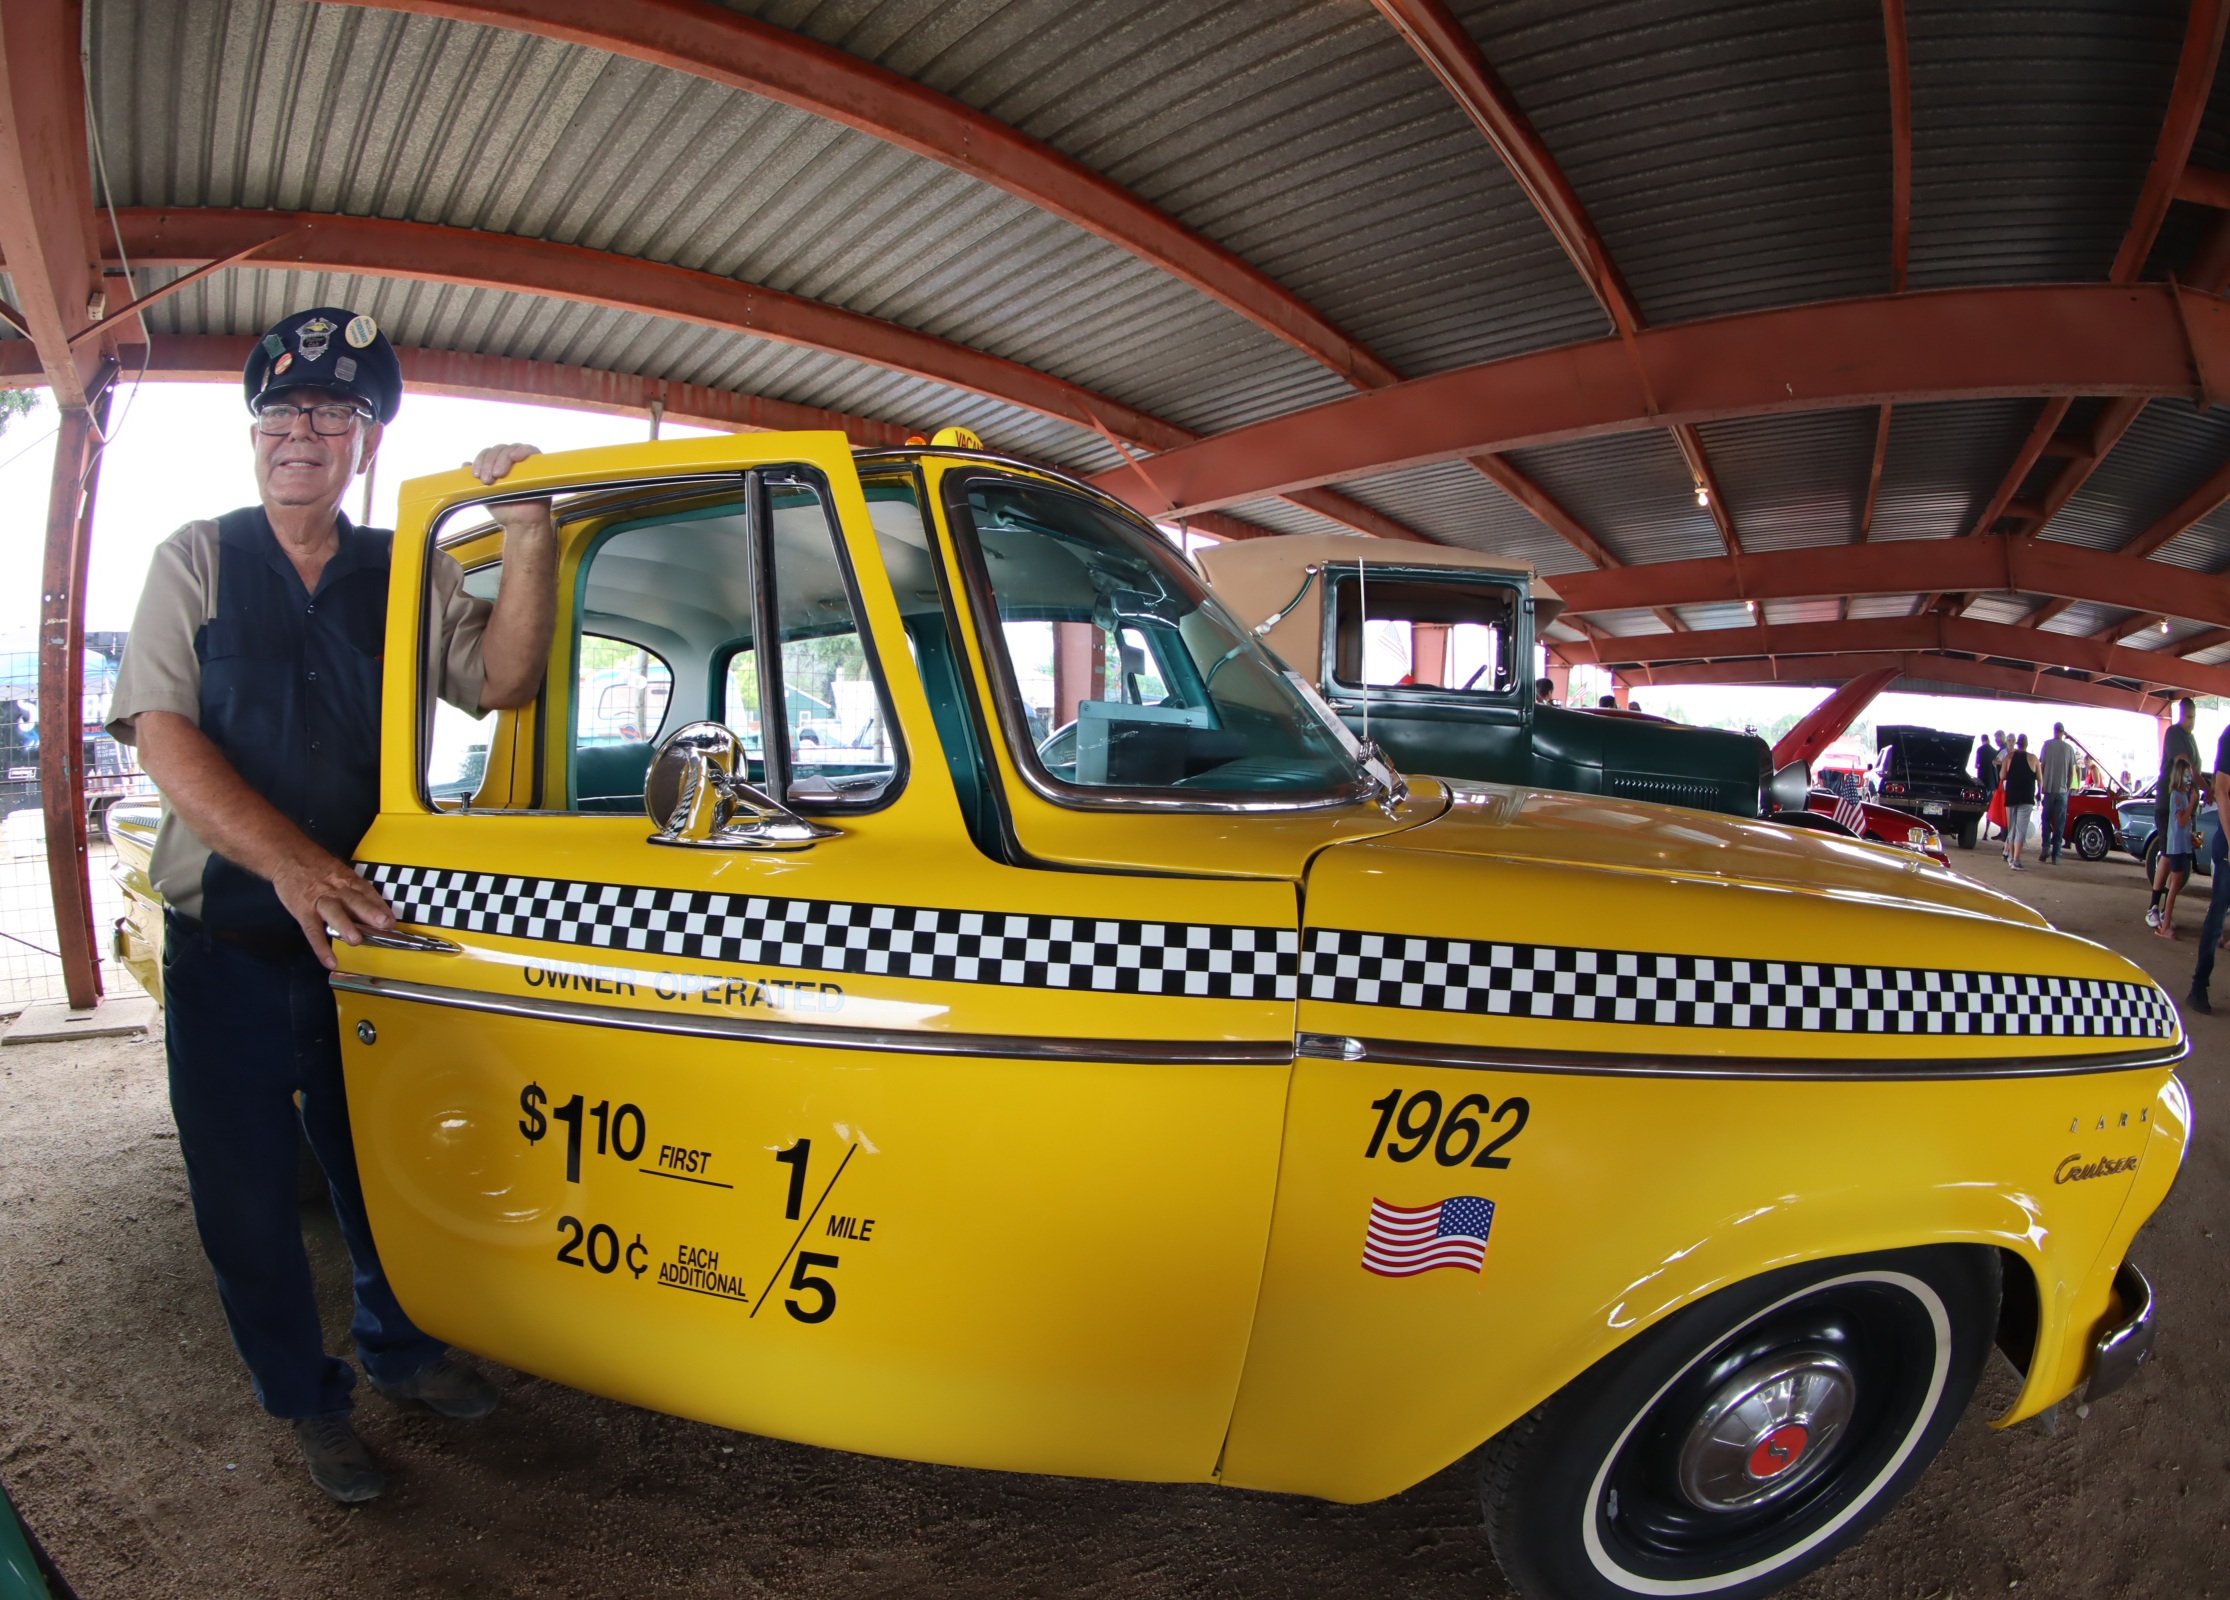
[426,549,492,718]
[107,521,222,744]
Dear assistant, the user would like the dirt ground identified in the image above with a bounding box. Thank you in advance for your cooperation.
[1,848,2222,1600]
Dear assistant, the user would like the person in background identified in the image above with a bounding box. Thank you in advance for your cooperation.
[1534,676,1554,705]
[2157,755,2199,940]
[2038,721,2077,865]
[2149,699,2202,929]
[2187,727,2230,1011]
[2001,732,2039,871]
[1597,694,1618,709]
[1989,731,2010,837]
[1974,733,2000,828]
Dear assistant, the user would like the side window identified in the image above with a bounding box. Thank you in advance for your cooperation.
[577,636,673,747]
[554,475,899,815]
[765,479,898,803]
[571,497,752,813]
[1329,574,1519,696]
[426,560,502,808]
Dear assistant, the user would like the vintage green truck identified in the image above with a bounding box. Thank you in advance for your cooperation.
[1197,535,1805,820]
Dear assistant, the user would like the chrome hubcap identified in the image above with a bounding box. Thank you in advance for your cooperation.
[1675,1350,1855,1512]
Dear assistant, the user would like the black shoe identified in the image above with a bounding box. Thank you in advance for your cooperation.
[293,1414,384,1503]
[372,1355,499,1420]
[2187,991,2213,1015]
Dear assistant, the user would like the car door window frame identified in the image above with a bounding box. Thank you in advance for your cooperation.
[412,467,908,819]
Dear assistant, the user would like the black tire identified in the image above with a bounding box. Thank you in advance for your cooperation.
[2144,834,2163,881]
[1954,817,1978,851]
[1479,1246,1997,1600]
[2073,816,2111,862]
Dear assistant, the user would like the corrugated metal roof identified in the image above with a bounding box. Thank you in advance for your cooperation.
[1868,399,2043,543]
[2040,398,2230,553]
[90,0,1351,441]
[1692,409,1880,553]
[1503,429,1725,566]
[37,0,2230,700]
[1907,0,2188,288]
[1335,461,1594,575]
[722,0,1611,377]
[1460,0,1895,325]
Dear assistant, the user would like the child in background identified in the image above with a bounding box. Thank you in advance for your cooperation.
[2157,755,2199,939]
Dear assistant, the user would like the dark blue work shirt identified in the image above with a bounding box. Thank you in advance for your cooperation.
[194,507,392,931]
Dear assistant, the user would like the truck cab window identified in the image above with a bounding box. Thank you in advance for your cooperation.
[1330,574,1518,696]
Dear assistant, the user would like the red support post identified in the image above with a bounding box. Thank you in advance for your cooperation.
[37,383,108,1009]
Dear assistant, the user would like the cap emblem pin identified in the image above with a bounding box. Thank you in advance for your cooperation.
[296,316,337,362]
[343,314,379,349]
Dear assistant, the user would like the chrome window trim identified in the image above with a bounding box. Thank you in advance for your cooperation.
[935,466,1375,817]
[333,972,1295,1066]
[1299,1032,2189,1081]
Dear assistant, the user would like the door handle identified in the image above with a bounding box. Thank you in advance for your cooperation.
[338,925,463,955]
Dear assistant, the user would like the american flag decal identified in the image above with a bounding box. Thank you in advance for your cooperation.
[1362,1196,1497,1277]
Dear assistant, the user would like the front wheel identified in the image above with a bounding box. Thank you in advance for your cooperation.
[1480,1246,1997,1600]
[2073,816,2112,861]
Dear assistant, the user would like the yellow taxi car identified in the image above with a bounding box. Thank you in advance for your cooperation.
[110,431,2180,1600]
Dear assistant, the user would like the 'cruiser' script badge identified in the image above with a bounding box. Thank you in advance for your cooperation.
[2055,1153,2141,1184]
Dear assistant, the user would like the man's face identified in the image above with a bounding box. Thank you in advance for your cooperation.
[251,387,382,511]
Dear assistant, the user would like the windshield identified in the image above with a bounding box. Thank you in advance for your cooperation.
[945,475,1360,802]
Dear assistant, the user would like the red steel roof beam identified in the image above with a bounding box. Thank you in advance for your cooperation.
[2028,453,2230,628]
[2174,624,2230,657]
[0,0,106,405]
[1547,535,2230,634]
[1622,653,2158,713]
[1090,282,2230,516]
[1561,613,2230,697]
[1370,0,1740,557]
[328,0,1402,392]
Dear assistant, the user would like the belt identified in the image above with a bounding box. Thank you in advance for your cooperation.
[172,913,313,965]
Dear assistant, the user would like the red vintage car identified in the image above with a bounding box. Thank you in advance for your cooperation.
[1805,789,1951,865]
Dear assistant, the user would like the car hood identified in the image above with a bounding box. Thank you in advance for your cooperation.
[1357,779,2043,926]
[1877,725,1976,772]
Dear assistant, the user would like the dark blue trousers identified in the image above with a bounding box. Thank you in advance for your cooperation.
[163,913,443,1418]
[2194,829,2230,1001]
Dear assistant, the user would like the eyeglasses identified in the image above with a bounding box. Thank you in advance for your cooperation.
[255,400,373,436]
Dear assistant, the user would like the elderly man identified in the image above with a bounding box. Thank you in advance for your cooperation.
[106,308,557,1502]
[2038,721,2077,865]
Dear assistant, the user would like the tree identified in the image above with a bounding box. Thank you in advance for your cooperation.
[0,389,38,438]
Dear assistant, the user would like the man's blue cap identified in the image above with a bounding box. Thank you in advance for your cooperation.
[242,306,402,424]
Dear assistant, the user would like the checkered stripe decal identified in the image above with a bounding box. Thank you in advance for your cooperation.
[1302,929,2177,1039]
[361,864,1298,999]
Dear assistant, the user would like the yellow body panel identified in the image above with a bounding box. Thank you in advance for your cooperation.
[104,431,2183,1504]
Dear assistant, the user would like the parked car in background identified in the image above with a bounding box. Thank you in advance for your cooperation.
[2059,786,2126,862]
[1871,725,1988,849]
[2119,784,2219,880]
[1805,789,1950,865]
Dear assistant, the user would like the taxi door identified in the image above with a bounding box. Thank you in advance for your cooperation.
[337,434,1296,1484]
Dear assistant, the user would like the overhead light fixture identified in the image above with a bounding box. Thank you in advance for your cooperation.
[1695,487,1711,508]
[2160,618,2173,634]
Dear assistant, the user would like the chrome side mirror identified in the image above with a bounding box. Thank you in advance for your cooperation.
[645,722,842,851]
